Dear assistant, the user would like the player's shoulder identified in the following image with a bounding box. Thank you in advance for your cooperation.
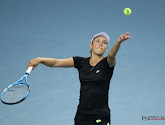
[72,56,89,69]
[104,56,116,69]
[73,56,89,61]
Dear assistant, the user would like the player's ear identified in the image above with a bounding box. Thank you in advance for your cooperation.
[89,43,92,49]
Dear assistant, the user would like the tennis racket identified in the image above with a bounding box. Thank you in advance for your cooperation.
[1,66,33,105]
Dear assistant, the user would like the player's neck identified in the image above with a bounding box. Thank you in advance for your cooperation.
[90,55,104,66]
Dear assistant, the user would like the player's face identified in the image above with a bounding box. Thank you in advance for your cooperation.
[90,36,108,56]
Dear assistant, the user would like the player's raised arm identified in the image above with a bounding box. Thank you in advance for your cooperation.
[27,57,74,69]
[107,32,133,67]
[108,32,133,58]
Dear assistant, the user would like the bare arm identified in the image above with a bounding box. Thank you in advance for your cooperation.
[27,57,74,69]
[107,32,133,67]
[108,42,121,58]
[107,42,120,67]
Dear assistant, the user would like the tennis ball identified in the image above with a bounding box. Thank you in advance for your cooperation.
[124,8,131,15]
[96,119,101,123]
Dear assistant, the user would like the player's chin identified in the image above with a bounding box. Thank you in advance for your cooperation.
[93,49,104,55]
[95,51,104,56]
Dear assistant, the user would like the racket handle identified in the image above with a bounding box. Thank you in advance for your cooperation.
[26,66,33,75]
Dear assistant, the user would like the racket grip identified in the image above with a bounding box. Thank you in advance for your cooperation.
[26,66,33,74]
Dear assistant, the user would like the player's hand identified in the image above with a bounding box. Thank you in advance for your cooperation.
[117,32,133,43]
[27,57,41,70]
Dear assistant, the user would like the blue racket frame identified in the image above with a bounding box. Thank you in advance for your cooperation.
[1,66,33,105]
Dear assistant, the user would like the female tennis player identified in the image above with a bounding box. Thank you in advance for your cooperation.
[27,32,133,125]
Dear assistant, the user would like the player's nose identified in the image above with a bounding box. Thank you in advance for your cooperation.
[99,42,103,46]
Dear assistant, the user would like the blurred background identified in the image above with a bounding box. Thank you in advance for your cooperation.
[0,0,165,125]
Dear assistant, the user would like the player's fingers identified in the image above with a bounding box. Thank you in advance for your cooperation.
[27,65,33,70]
[123,36,130,41]
[32,65,37,70]
[120,34,127,38]
[27,61,35,69]
[27,64,31,69]
[127,36,133,38]
[28,65,37,70]
[120,36,124,41]
[123,36,127,41]
[124,35,133,39]
[124,32,129,35]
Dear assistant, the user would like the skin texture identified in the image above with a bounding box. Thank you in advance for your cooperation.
[89,35,108,66]
[27,32,133,69]
[89,32,133,67]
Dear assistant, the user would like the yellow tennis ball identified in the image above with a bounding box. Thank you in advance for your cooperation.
[96,119,101,123]
[124,8,131,15]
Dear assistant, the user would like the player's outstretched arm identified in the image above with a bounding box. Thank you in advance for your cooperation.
[107,32,133,67]
[27,57,74,69]
[108,32,133,58]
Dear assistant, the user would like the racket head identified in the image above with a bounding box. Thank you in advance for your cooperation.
[1,74,30,105]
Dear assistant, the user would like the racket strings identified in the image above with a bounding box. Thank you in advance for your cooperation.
[2,84,29,103]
